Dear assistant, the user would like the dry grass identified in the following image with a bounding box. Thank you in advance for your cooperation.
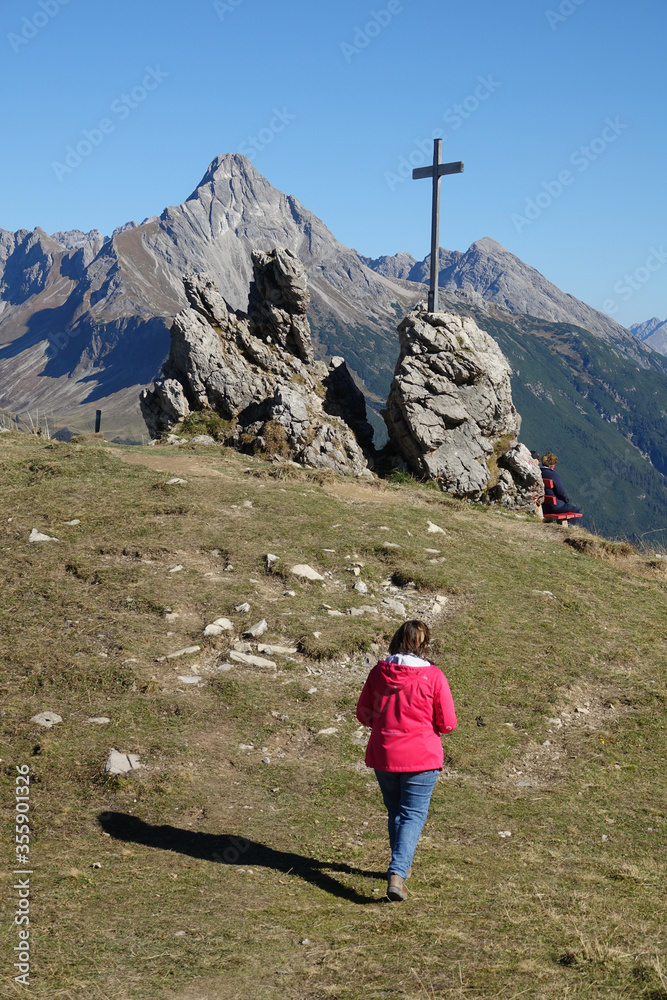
[0,432,665,1000]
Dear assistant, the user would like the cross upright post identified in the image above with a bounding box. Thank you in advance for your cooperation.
[412,140,464,313]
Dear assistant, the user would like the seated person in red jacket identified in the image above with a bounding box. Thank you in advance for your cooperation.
[356,620,457,902]
[540,451,581,515]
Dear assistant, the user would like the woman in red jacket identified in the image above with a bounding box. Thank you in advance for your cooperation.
[356,620,457,901]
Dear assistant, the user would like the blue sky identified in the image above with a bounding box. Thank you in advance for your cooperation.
[1,0,665,327]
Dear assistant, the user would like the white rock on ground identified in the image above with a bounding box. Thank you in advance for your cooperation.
[266,554,279,568]
[383,598,407,616]
[177,676,202,685]
[229,651,277,669]
[190,435,216,445]
[85,717,111,725]
[291,564,324,581]
[169,565,184,573]
[166,645,201,659]
[105,749,142,774]
[29,529,59,543]
[30,711,62,728]
[203,618,235,636]
[317,727,338,736]
[243,619,268,638]
[65,519,81,526]
[427,521,445,534]
[235,602,251,613]
[166,477,188,485]
[353,580,368,594]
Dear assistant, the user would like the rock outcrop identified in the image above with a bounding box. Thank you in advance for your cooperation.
[141,249,374,479]
[383,308,539,509]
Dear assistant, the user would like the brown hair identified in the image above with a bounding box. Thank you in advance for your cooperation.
[542,452,558,467]
[389,620,431,657]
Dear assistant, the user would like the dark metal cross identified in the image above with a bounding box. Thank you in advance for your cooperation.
[412,139,464,313]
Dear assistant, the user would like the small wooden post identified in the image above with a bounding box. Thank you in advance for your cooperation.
[95,410,102,434]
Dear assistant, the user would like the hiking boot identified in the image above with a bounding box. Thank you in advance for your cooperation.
[387,873,408,902]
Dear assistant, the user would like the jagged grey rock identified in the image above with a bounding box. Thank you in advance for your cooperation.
[384,308,534,505]
[248,248,313,364]
[141,260,373,479]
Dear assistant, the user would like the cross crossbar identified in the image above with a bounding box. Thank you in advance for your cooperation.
[412,161,464,181]
[412,139,464,312]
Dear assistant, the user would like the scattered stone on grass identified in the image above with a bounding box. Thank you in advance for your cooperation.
[317,727,338,736]
[64,519,81,526]
[28,529,59,543]
[328,609,346,617]
[353,580,368,594]
[497,830,512,838]
[229,651,277,669]
[169,565,184,574]
[190,435,216,445]
[427,521,445,534]
[383,598,407,616]
[382,542,401,550]
[105,749,142,774]
[425,548,440,555]
[291,564,325,582]
[235,602,251,613]
[266,553,279,568]
[30,711,62,728]
[86,717,111,725]
[165,612,179,622]
[166,645,201,660]
[307,687,318,695]
[233,641,253,652]
[533,590,557,600]
[284,590,296,597]
[244,619,268,638]
[177,676,202,685]
[238,744,254,751]
[258,644,298,655]
[166,478,188,485]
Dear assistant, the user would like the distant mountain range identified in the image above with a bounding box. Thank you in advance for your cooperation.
[0,154,665,540]
[631,317,667,356]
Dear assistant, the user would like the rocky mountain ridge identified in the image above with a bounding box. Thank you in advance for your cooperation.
[630,317,667,356]
[362,240,653,360]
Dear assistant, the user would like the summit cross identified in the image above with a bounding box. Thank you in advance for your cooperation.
[412,139,464,313]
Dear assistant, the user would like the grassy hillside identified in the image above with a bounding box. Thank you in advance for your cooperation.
[1,434,666,1000]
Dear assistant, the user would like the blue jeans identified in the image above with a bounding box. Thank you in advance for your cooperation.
[374,769,439,879]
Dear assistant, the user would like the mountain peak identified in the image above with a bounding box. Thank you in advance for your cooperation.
[468,237,507,254]
[187,153,265,200]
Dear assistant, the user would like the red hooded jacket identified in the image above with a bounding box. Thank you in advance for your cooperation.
[356,655,457,772]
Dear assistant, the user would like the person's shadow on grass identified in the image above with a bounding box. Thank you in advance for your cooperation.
[98,811,385,905]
